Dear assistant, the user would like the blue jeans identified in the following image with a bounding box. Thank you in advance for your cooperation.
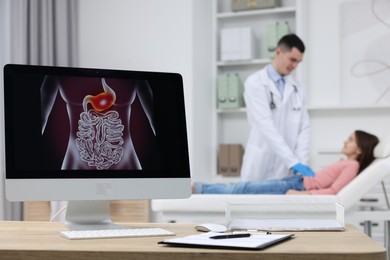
[194,175,304,194]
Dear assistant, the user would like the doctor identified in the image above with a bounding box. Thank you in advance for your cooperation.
[241,34,313,181]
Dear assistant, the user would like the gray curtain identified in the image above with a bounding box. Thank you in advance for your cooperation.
[0,0,10,221]
[9,0,78,66]
[3,0,78,220]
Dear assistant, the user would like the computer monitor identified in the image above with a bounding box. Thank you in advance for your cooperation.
[3,64,191,230]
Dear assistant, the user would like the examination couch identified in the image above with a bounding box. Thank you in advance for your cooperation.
[152,134,390,245]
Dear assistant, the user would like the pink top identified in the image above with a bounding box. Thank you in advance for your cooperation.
[303,160,360,194]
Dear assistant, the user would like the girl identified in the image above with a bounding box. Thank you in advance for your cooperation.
[193,130,379,195]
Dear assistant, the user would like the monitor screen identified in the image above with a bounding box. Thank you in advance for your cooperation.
[3,64,191,229]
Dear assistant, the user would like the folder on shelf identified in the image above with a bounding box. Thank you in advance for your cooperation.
[267,21,291,59]
[218,144,230,175]
[217,73,245,109]
[218,144,244,176]
[158,231,293,250]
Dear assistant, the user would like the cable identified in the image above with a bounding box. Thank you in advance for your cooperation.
[50,205,68,222]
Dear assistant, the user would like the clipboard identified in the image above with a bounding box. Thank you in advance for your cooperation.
[158,232,294,250]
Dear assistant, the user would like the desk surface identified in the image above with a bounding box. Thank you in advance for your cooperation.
[0,221,386,260]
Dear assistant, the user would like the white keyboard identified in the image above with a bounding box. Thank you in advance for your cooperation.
[59,228,175,240]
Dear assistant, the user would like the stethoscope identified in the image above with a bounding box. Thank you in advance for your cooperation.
[269,85,301,111]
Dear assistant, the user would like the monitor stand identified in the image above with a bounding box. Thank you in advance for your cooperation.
[65,200,127,231]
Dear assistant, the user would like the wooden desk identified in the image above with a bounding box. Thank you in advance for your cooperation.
[0,221,386,260]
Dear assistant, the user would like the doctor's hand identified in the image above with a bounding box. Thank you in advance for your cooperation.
[292,163,315,177]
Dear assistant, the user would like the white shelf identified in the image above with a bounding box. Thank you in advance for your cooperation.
[308,105,390,111]
[217,58,270,67]
[217,108,246,114]
[217,6,296,19]
[217,105,390,115]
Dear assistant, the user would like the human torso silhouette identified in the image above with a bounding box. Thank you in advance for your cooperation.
[41,76,155,170]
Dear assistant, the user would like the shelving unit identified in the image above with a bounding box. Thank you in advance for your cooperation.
[214,1,297,79]
[211,0,301,180]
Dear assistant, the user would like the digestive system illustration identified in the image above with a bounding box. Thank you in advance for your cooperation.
[75,78,124,170]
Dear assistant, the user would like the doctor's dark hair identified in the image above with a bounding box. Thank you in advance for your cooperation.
[355,130,379,174]
[277,34,305,53]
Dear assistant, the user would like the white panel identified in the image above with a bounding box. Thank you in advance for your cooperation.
[305,0,341,107]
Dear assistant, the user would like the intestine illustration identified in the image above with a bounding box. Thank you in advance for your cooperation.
[75,79,125,170]
[40,76,156,171]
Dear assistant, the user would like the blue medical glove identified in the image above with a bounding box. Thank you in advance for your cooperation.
[292,163,315,177]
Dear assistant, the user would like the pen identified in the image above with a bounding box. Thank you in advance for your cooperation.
[232,230,271,235]
[210,233,251,239]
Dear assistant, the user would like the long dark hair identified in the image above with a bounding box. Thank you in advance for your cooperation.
[355,130,379,174]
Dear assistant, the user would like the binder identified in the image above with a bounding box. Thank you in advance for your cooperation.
[218,144,244,176]
[218,144,230,176]
[158,231,293,250]
[267,21,291,59]
[217,73,245,109]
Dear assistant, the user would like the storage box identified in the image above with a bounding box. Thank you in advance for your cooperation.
[267,21,291,59]
[220,27,256,61]
[229,144,244,176]
[218,144,244,176]
[231,0,281,12]
[218,144,230,176]
[217,73,245,109]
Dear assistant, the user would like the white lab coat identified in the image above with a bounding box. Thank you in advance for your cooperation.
[241,67,311,181]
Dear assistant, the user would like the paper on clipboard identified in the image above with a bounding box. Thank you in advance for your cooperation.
[158,232,293,250]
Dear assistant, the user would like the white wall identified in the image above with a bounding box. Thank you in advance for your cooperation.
[304,0,390,170]
[190,2,214,180]
[77,0,213,180]
[305,0,341,107]
[78,1,192,71]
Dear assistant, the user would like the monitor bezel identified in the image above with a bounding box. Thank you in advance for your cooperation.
[3,64,192,202]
